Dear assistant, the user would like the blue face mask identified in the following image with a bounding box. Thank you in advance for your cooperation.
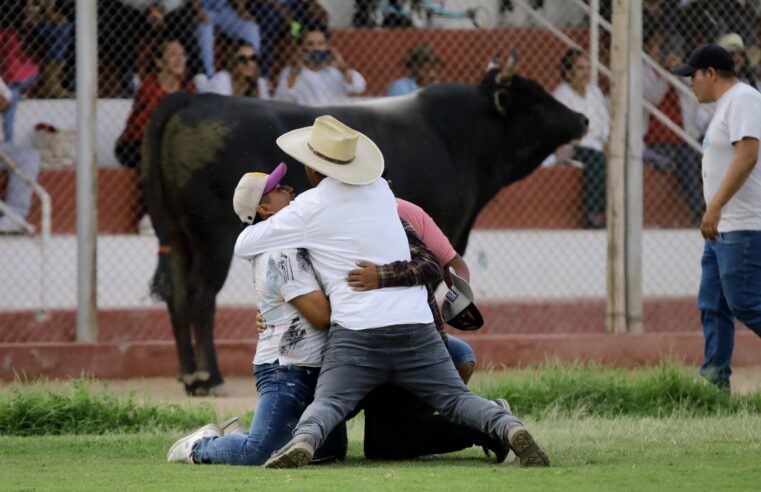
[307,50,331,65]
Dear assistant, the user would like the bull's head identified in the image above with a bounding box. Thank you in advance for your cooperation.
[481,51,588,173]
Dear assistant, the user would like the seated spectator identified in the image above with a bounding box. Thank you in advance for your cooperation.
[386,43,443,97]
[99,0,201,97]
[193,0,261,78]
[0,75,41,235]
[551,49,610,229]
[245,0,329,77]
[717,32,758,90]
[643,33,705,224]
[0,26,39,142]
[274,27,366,105]
[194,40,270,98]
[24,0,74,98]
[116,40,195,168]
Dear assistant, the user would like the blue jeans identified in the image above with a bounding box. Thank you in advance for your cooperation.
[196,6,261,76]
[192,362,347,465]
[35,22,73,62]
[3,76,37,142]
[447,334,476,365]
[698,231,761,387]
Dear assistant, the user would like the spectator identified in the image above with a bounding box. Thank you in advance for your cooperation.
[99,1,201,96]
[115,40,195,168]
[551,49,610,229]
[245,0,329,77]
[24,0,74,98]
[192,0,261,78]
[0,74,41,235]
[717,32,758,90]
[274,28,366,105]
[386,43,443,97]
[194,40,270,97]
[0,27,39,142]
[643,32,705,224]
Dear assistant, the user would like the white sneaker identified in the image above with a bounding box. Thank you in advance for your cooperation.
[167,423,222,463]
[0,216,29,235]
[137,214,155,236]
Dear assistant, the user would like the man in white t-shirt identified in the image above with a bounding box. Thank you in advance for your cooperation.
[674,44,761,390]
[274,28,366,106]
[233,115,549,468]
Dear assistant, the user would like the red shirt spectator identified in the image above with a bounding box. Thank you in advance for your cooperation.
[0,27,39,85]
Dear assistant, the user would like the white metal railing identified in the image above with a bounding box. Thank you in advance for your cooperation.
[512,0,702,153]
[0,151,51,320]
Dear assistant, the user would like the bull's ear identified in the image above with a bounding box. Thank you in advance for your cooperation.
[495,48,520,85]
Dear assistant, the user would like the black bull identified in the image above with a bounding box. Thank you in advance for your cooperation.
[143,67,587,395]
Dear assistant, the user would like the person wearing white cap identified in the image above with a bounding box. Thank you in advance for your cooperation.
[234,114,549,468]
[168,162,348,466]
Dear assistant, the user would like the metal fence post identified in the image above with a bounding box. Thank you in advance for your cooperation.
[76,0,98,342]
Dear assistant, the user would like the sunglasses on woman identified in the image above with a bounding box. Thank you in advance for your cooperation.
[237,54,259,64]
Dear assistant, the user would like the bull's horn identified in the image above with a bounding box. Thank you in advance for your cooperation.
[496,48,520,84]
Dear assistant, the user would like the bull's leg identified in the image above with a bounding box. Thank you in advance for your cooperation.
[187,233,237,396]
[167,237,197,394]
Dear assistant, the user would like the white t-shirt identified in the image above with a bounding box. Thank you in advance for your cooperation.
[235,178,433,330]
[252,248,327,367]
[274,66,366,106]
[702,82,761,232]
[552,82,610,152]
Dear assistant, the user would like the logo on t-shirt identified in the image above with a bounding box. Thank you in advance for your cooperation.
[702,135,710,150]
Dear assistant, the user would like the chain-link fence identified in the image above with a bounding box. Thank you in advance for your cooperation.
[2,0,758,347]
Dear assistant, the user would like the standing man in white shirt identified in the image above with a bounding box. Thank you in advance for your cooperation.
[674,44,761,391]
[274,28,366,106]
[234,115,549,468]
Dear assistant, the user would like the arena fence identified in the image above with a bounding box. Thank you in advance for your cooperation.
[2,0,751,347]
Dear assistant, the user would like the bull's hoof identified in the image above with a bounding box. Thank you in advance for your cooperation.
[187,382,230,397]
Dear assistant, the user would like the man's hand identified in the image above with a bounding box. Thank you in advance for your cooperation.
[701,203,721,240]
[255,310,267,333]
[0,95,11,113]
[347,261,379,291]
[331,48,348,72]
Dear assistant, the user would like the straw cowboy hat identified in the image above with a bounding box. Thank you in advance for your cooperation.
[276,115,384,185]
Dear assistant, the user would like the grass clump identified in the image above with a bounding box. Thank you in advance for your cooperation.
[473,361,761,418]
[0,378,217,436]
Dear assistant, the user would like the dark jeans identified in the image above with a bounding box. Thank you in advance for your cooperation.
[698,231,761,388]
[294,324,522,450]
[362,385,502,459]
[192,362,347,465]
[574,145,608,216]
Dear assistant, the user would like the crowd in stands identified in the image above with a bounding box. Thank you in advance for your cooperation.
[2,0,761,234]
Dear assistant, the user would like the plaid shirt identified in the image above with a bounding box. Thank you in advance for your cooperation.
[376,219,447,344]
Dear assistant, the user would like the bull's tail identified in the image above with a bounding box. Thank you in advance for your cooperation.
[142,92,194,302]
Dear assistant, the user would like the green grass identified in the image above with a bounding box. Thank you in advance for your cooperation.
[0,378,217,435]
[2,363,760,437]
[2,415,760,491]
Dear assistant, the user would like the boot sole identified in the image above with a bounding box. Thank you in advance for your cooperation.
[264,442,314,469]
[507,428,550,467]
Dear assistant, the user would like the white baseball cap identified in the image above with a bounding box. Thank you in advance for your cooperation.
[441,268,484,331]
[232,162,287,224]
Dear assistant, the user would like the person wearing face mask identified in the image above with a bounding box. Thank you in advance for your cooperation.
[273,28,366,106]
